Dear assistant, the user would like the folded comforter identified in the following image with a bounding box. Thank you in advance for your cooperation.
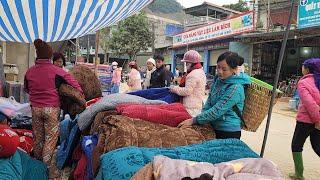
[132,156,283,180]
[77,94,167,131]
[90,110,118,134]
[97,139,259,180]
[70,65,102,101]
[116,103,191,127]
[127,88,180,104]
[59,65,102,117]
[0,150,48,180]
[59,84,86,117]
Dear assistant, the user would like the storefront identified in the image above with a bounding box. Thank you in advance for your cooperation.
[171,11,255,75]
[235,26,320,84]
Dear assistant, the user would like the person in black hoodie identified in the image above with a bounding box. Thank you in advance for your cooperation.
[149,54,171,88]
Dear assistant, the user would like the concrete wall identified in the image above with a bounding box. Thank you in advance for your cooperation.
[1,42,7,63]
[229,42,253,74]
[5,42,36,82]
[146,14,182,49]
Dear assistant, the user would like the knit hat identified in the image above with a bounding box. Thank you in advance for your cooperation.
[34,39,53,59]
[146,58,156,66]
[0,125,20,157]
[181,50,201,64]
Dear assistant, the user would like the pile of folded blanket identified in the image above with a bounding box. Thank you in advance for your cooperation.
[77,94,167,131]
[96,139,261,180]
[36,72,283,180]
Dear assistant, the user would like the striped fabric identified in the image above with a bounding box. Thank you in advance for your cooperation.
[0,0,153,43]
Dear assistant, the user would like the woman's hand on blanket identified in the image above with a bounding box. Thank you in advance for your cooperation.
[178,119,193,128]
[169,86,176,93]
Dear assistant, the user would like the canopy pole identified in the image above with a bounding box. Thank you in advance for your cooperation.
[0,44,4,96]
[94,30,100,74]
[260,0,295,157]
[75,38,80,64]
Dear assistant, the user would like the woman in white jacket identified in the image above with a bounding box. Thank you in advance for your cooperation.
[170,50,206,117]
[143,58,156,89]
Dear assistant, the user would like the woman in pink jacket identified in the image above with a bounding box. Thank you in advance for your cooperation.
[127,61,142,91]
[170,50,206,117]
[111,61,122,94]
[290,58,320,180]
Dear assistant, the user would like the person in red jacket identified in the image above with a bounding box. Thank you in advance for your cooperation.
[24,39,83,179]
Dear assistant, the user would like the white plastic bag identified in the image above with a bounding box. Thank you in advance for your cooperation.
[0,96,31,118]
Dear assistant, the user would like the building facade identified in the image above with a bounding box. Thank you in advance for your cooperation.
[170,2,253,75]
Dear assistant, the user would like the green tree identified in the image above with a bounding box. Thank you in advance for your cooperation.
[223,0,249,12]
[109,13,152,61]
[99,27,111,63]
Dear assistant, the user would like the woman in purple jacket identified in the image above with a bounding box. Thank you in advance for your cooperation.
[24,39,83,179]
[290,58,320,180]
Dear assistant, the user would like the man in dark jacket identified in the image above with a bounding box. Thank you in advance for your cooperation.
[149,55,171,88]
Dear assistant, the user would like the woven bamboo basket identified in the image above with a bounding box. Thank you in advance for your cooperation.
[242,77,283,132]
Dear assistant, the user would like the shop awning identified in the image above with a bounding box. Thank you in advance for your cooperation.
[234,26,320,43]
[0,0,153,43]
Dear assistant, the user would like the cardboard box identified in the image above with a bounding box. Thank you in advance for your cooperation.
[5,73,18,82]
[4,81,29,103]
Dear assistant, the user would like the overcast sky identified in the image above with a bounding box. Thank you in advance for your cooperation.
[176,0,239,8]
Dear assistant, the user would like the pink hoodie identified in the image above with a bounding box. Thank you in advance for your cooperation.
[112,68,122,85]
[296,74,320,123]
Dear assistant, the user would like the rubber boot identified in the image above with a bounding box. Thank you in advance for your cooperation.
[289,152,305,180]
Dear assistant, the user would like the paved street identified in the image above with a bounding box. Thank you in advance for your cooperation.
[242,101,320,180]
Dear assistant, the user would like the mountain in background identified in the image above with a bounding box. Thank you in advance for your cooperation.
[144,0,249,24]
[144,0,185,24]
[148,0,184,14]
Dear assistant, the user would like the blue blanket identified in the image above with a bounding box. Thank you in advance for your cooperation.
[127,88,180,104]
[82,135,98,180]
[97,139,259,180]
[57,116,81,169]
[0,150,48,180]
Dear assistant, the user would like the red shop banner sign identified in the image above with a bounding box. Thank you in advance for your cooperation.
[173,11,255,48]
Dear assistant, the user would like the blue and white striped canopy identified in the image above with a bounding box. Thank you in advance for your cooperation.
[0,0,153,43]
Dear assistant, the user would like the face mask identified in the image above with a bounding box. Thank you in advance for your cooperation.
[112,66,117,70]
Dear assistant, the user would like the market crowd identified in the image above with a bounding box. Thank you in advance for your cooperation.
[0,39,320,179]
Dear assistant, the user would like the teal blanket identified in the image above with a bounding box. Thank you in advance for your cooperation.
[97,139,259,180]
[0,150,48,180]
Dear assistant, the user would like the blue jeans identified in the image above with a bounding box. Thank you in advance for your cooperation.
[111,84,120,94]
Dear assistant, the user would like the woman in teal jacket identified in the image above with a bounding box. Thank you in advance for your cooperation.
[178,51,251,139]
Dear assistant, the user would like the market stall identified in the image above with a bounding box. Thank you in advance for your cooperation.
[0,0,297,179]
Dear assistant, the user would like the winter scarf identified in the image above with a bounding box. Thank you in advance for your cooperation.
[180,63,202,87]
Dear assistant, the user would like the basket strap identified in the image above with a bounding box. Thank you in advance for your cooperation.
[226,83,247,129]
[232,105,247,129]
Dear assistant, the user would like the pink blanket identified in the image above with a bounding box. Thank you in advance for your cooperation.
[133,156,283,180]
[116,103,192,127]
